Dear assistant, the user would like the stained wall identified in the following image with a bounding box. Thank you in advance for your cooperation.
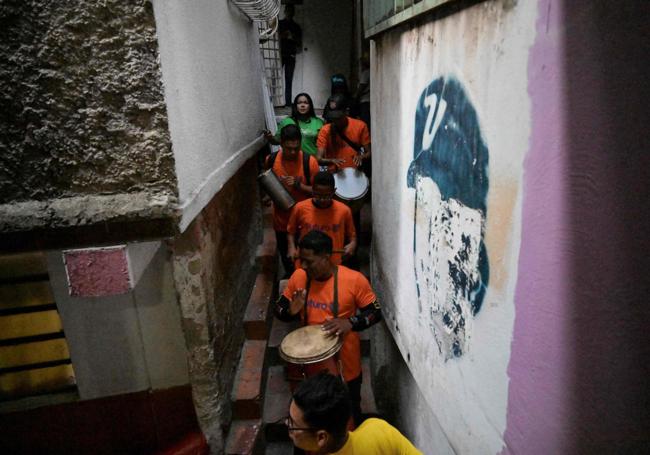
[170,157,261,452]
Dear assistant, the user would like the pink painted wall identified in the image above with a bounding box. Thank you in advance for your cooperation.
[504,1,650,453]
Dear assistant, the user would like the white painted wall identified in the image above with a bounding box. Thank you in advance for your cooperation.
[370,2,537,452]
[153,0,266,231]
[287,0,353,108]
[48,245,189,399]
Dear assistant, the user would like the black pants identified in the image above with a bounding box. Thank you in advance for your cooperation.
[275,231,295,278]
[283,57,296,106]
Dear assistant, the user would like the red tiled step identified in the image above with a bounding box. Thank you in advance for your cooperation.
[232,340,267,420]
[244,273,274,340]
[256,227,277,274]
[225,419,262,455]
[262,366,291,442]
[155,431,208,455]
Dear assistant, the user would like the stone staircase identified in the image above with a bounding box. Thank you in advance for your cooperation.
[224,202,375,454]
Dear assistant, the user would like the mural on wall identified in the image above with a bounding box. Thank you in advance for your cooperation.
[407,76,489,360]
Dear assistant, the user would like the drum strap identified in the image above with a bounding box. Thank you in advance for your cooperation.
[334,127,363,154]
[303,266,339,325]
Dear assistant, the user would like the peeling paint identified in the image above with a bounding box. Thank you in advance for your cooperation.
[407,76,489,359]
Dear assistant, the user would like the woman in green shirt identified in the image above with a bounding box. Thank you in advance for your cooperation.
[265,93,324,156]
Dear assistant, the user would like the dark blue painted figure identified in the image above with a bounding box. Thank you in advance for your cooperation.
[407,76,490,358]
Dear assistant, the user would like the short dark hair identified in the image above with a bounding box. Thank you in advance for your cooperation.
[298,230,332,255]
[292,372,351,442]
[280,123,302,142]
[313,171,335,188]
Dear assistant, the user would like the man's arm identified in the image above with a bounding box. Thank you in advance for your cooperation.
[274,287,306,322]
[349,300,382,331]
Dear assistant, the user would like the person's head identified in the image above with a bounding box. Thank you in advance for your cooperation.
[280,123,302,160]
[324,94,348,129]
[330,74,349,97]
[312,171,335,209]
[284,4,295,19]
[292,93,316,119]
[298,230,333,279]
[288,372,351,452]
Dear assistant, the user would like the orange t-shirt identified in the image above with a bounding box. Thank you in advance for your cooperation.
[283,266,376,381]
[265,150,320,232]
[316,118,370,170]
[287,199,356,266]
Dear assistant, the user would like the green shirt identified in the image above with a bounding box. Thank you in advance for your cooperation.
[275,116,324,156]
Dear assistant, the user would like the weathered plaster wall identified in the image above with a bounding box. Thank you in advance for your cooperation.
[153,0,266,231]
[0,0,176,205]
[170,157,261,453]
[47,243,189,399]
[370,1,536,452]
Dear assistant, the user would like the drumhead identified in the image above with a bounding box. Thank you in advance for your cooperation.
[334,168,369,201]
[279,325,343,364]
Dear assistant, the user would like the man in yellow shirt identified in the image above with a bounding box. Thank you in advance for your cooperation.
[286,372,423,454]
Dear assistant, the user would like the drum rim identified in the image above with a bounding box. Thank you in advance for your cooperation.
[334,168,369,200]
[279,341,342,364]
[279,326,343,364]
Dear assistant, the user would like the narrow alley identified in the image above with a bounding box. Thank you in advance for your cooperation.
[0,1,648,454]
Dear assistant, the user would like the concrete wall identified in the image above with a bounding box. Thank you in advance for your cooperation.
[0,0,177,231]
[286,0,354,108]
[370,0,649,453]
[170,157,262,452]
[47,243,189,400]
[153,0,267,231]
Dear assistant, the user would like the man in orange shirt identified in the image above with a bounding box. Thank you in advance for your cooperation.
[287,171,357,266]
[274,230,382,424]
[317,94,371,171]
[265,124,320,277]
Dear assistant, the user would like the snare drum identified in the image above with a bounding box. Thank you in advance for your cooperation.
[280,325,343,381]
[334,168,369,213]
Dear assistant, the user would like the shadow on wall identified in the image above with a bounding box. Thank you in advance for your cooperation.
[564,2,650,452]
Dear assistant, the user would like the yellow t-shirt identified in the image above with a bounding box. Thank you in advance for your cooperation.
[331,418,423,455]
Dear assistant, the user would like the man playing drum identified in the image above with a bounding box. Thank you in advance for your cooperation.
[287,171,357,266]
[274,230,382,424]
[316,94,371,171]
[265,124,320,278]
[287,373,423,454]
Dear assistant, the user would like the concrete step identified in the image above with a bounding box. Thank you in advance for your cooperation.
[267,317,300,366]
[264,441,293,455]
[244,272,275,340]
[225,419,263,455]
[361,358,377,416]
[232,340,268,420]
[256,227,278,274]
[262,365,291,443]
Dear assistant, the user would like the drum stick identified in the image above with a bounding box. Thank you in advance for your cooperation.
[332,249,345,254]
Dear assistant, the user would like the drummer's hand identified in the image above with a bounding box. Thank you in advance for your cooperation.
[263,130,274,141]
[343,242,355,257]
[289,289,306,315]
[330,158,345,170]
[322,318,353,338]
[282,175,297,188]
[353,154,363,167]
